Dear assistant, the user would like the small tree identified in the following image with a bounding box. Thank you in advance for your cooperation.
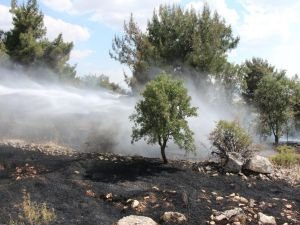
[130,74,198,163]
[209,120,252,161]
[254,74,293,144]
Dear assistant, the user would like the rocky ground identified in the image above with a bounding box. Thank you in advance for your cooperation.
[0,141,299,225]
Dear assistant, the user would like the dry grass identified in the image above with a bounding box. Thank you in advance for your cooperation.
[270,145,300,167]
[9,191,56,225]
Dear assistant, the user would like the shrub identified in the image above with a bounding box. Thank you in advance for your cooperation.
[209,120,253,160]
[271,145,300,167]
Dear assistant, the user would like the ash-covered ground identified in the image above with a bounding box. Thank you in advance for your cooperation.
[0,142,299,225]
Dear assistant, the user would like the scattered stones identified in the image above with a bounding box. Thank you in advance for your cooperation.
[258,212,276,225]
[213,207,244,223]
[161,212,187,224]
[244,155,273,174]
[117,215,157,225]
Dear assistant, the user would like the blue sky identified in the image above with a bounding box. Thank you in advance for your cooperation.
[1,0,299,87]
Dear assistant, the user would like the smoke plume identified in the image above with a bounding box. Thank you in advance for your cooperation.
[0,66,251,160]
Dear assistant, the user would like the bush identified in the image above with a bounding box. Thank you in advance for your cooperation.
[270,145,300,167]
[209,120,253,160]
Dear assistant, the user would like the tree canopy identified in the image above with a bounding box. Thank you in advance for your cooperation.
[1,0,76,80]
[110,4,240,90]
[242,58,275,102]
[130,73,198,163]
[254,74,294,144]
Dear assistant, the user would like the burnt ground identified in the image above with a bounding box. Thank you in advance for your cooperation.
[0,144,299,225]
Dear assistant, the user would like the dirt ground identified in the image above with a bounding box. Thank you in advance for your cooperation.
[0,143,299,225]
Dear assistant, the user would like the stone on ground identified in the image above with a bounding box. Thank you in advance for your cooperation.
[161,211,187,224]
[258,212,276,225]
[117,215,157,225]
[224,153,244,173]
[244,155,273,174]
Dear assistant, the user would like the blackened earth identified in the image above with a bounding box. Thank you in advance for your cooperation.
[0,143,299,225]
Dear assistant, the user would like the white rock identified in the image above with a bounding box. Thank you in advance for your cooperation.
[214,214,226,222]
[131,200,140,209]
[285,204,292,209]
[216,196,224,201]
[117,215,157,225]
[161,212,187,224]
[239,196,249,204]
[224,153,244,173]
[244,155,273,174]
[258,212,276,225]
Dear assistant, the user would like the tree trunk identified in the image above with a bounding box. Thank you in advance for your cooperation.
[274,135,279,145]
[160,145,168,164]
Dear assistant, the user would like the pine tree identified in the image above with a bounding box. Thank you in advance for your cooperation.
[110,4,239,90]
[4,0,76,80]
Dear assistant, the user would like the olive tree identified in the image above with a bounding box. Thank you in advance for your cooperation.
[130,74,198,163]
[254,74,293,144]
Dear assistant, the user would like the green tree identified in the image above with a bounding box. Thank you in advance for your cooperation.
[41,34,76,80]
[254,74,293,144]
[111,4,239,90]
[130,74,198,163]
[242,58,275,102]
[5,0,46,66]
[3,0,75,79]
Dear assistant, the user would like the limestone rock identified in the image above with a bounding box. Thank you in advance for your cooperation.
[258,212,276,225]
[131,200,139,209]
[244,155,273,174]
[224,153,244,173]
[117,215,157,225]
[161,212,187,224]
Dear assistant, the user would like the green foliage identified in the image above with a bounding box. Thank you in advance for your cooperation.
[242,58,275,102]
[111,4,239,90]
[5,0,46,65]
[209,120,253,160]
[290,78,300,129]
[254,74,294,144]
[130,73,198,163]
[41,34,75,80]
[3,0,75,80]
[271,145,300,167]
[79,74,126,94]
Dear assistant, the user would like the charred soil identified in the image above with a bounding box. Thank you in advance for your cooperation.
[0,143,299,225]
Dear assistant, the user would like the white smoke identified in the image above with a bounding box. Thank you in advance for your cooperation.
[0,65,254,160]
